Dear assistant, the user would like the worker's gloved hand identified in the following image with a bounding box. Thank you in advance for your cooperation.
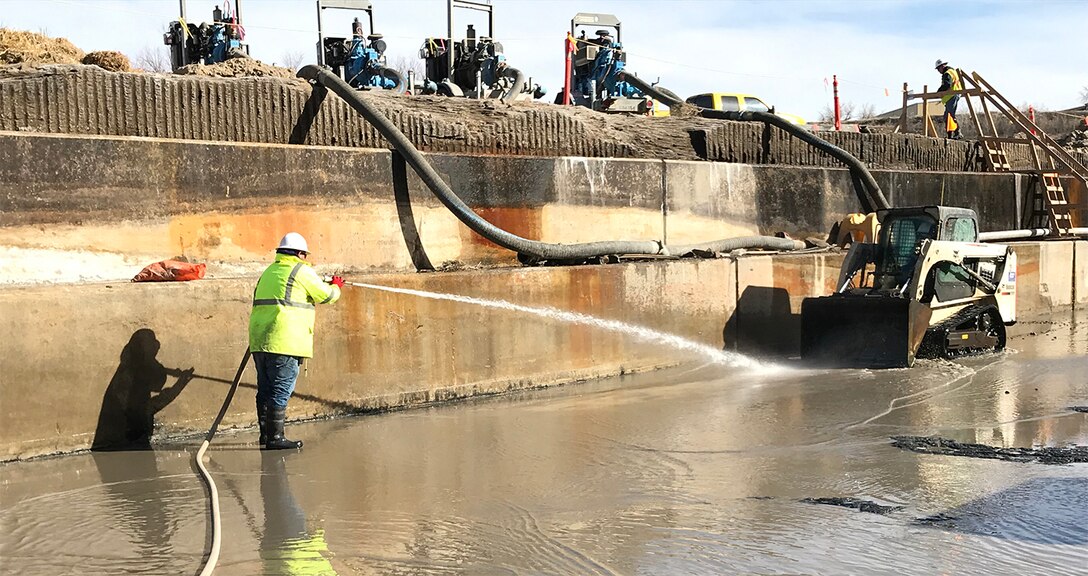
[330,275,345,288]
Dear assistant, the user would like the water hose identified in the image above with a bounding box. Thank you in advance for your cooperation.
[979,227,1088,241]
[670,236,806,255]
[194,349,251,576]
[500,66,526,103]
[297,65,807,261]
[615,72,889,214]
[298,64,662,260]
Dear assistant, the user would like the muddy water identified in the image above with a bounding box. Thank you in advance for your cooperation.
[3,316,1087,575]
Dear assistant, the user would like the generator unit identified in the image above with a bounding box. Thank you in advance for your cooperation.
[321,17,404,92]
[164,4,246,71]
[567,13,649,113]
[418,0,543,101]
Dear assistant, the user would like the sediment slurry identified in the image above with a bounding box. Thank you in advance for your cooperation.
[891,436,1088,465]
[800,497,905,515]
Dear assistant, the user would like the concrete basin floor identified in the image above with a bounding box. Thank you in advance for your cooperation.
[2,315,1087,575]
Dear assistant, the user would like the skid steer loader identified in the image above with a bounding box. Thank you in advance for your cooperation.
[800,206,1017,368]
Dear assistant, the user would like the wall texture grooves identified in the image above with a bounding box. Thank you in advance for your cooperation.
[3,65,1086,171]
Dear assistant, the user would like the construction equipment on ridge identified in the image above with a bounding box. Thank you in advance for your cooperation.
[417,0,544,102]
[800,206,1017,368]
[316,0,405,93]
[164,1,248,70]
[564,12,680,114]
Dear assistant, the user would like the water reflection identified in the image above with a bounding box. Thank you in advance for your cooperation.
[260,453,339,575]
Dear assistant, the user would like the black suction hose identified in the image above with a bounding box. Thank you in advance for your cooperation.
[380,66,407,94]
[299,64,663,260]
[698,109,890,213]
[620,72,684,108]
[500,66,527,103]
[194,349,251,576]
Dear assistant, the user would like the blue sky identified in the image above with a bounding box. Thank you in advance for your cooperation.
[2,0,1085,119]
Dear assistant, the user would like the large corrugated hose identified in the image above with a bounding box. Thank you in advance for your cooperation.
[619,72,889,214]
[297,65,805,260]
[500,66,526,103]
[380,67,407,95]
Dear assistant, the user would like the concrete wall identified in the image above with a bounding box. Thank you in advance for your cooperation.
[1,239,1081,460]
[6,65,1086,170]
[1,132,1045,280]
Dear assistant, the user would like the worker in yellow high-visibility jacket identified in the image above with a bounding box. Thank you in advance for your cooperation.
[249,232,343,450]
[935,59,962,139]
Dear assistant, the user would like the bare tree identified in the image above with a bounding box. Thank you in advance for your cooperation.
[132,46,170,73]
[390,54,424,79]
[818,101,879,123]
[279,51,306,70]
[1080,86,1088,105]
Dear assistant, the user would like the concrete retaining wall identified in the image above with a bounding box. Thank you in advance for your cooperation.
[6,65,1085,170]
[1,240,1082,460]
[1,132,1050,278]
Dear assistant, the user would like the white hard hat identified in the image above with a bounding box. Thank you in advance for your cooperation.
[935,59,948,69]
[276,232,309,253]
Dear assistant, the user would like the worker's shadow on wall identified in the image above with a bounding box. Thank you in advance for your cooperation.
[91,328,194,451]
[723,286,800,359]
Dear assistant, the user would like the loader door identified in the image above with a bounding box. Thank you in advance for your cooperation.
[875,215,938,291]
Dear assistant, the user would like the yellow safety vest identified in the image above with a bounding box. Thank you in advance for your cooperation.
[249,254,340,358]
[261,529,339,575]
[941,68,961,104]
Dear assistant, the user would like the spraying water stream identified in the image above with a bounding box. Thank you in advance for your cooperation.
[349,282,779,372]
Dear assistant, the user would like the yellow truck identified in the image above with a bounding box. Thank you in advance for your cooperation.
[683,92,807,126]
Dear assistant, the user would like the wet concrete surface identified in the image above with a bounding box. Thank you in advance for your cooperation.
[2,314,1087,575]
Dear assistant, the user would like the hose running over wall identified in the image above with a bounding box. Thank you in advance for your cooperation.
[619,72,890,214]
[500,67,526,103]
[300,65,801,260]
[699,109,890,213]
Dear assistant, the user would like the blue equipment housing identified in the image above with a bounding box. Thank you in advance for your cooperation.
[343,35,398,90]
[578,36,641,101]
[205,23,242,65]
[321,18,405,93]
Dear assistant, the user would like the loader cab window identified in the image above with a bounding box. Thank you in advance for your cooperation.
[877,215,938,288]
[944,217,977,242]
[933,261,976,302]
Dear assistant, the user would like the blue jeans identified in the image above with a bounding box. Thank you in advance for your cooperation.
[253,352,300,409]
[944,95,960,134]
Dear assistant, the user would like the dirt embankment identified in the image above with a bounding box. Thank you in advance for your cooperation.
[174,56,298,81]
[0,28,84,65]
[81,51,130,72]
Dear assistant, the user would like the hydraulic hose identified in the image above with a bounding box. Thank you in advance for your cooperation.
[194,349,251,576]
[298,64,663,260]
[500,66,526,103]
[379,66,407,95]
[698,109,890,213]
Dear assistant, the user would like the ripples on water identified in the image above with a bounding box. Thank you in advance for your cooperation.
[2,321,1087,574]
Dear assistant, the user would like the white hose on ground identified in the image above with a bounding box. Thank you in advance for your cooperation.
[979,227,1088,241]
[193,349,251,576]
[195,440,222,576]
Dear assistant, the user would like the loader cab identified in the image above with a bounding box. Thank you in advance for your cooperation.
[871,206,978,292]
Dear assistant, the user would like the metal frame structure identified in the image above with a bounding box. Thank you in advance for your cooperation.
[446,0,494,78]
[316,0,375,66]
[899,71,1088,235]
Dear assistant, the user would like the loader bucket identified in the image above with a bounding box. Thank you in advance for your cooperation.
[800,295,919,368]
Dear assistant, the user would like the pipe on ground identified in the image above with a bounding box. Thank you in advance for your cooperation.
[500,66,526,103]
[979,228,1088,241]
[297,65,806,261]
[669,236,806,255]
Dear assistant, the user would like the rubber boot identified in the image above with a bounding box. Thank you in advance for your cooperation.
[257,402,269,446]
[264,405,303,450]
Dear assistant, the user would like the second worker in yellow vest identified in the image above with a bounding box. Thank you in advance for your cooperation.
[935,59,963,140]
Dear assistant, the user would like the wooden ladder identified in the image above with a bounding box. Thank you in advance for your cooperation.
[960,72,1088,235]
